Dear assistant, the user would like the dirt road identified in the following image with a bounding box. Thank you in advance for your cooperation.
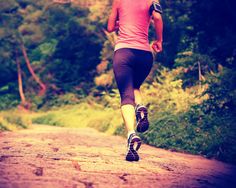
[0,125,236,188]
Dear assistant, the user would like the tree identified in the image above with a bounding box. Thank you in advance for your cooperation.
[190,0,236,67]
[15,49,28,108]
[0,0,47,109]
[42,3,102,94]
[20,43,46,95]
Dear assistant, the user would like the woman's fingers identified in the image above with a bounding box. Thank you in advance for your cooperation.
[152,41,162,53]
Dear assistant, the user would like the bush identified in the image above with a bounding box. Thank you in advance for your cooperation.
[139,66,236,164]
[33,113,63,126]
[0,111,31,131]
[32,102,123,134]
[30,93,81,110]
[141,104,236,164]
[0,94,19,110]
[142,67,206,114]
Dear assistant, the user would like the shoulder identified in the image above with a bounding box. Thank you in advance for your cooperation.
[148,0,160,7]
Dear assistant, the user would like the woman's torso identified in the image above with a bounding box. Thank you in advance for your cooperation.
[115,0,151,52]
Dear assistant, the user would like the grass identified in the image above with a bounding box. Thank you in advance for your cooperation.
[32,102,124,135]
[0,110,32,131]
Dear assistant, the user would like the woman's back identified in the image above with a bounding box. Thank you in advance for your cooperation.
[115,0,151,52]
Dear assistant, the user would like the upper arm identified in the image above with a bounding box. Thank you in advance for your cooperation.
[107,0,120,32]
[148,0,162,18]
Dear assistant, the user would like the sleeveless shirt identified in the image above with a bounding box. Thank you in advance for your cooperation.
[114,0,151,52]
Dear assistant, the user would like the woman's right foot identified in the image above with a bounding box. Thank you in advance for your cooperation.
[126,133,142,161]
[135,104,149,133]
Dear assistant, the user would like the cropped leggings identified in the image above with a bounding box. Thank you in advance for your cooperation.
[113,48,153,106]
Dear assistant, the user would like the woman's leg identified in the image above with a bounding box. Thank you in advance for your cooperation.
[113,49,153,160]
[134,89,142,105]
[133,50,153,106]
[133,50,153,132]
[134,88,145,121]
[121,104,135,134]
[113,49,141,161]
[113,49,136,135]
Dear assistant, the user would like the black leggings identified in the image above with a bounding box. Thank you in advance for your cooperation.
[113,48,153,106]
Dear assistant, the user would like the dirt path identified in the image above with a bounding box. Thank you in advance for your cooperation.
[0,125,236,188]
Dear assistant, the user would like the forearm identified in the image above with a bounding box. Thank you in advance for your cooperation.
[107,0,119,33]
[153,12,163,42]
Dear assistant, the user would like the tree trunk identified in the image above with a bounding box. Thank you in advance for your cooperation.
[16,50,29,109]
[20,43,46,96]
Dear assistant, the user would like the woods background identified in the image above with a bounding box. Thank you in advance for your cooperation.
[0,0,235,164]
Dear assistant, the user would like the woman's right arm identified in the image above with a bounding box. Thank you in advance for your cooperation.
[149,0,163,53]
[107,0,120,33]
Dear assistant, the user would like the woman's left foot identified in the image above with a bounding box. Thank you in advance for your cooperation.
[126,133,142,161]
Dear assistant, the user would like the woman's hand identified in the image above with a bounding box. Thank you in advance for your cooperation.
[152,40,162,53]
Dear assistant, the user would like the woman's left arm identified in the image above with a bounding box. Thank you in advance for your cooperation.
[107,0,120,33]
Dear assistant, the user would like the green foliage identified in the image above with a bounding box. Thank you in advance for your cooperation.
[42,93,80,109]
[142,67,205,114]
[0,0,235,164]
[158,0,194,66]
[0,111,31,131]
[38,39,58,56]
[141,101,236,164]
[32,103,123,134]
[142,107,233,162]
[190,0,236,66]
[33,113,62,126]
[202,66,236,114]
[42,4,103,93]
[4,115,27,129]
[140,65,236,164]
[0,0,21,94]
[174,52,215,87]
[0,93,19,110]
[100,89,120,109]
[0,1,105,110]
[114,124,126,137]
[24,92,81,111]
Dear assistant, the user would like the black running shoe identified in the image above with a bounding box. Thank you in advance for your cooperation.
[135,104,149,133]
[126,133,142,161]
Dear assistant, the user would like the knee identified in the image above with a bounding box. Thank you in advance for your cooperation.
[121,94,135,107]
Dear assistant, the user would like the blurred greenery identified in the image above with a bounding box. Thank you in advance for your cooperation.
[0,110,31,131]
[32,102,123,134]
[0,0,235,164]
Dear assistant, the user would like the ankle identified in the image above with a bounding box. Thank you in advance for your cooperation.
[127,130,135,139]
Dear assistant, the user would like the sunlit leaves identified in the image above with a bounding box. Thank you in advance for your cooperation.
[39,39,58,56]
[94,71,113,87]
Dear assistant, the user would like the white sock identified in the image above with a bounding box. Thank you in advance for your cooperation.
[127,130,135,139]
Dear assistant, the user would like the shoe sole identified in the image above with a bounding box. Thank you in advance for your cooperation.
[136,107,149,133]
[126,137,142,162]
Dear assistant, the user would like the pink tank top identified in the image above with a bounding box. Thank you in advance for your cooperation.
[115,0,151,52]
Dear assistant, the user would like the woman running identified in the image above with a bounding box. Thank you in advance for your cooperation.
[107,0,163,161]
